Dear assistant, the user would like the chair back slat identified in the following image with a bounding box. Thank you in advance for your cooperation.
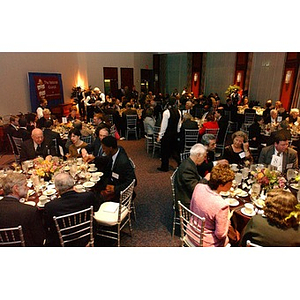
[0,225,25,247]
[53,206,94,247]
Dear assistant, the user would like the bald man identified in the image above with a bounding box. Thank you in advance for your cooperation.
[20,128,56,161]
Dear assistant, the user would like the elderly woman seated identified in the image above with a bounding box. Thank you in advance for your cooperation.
[189,164,236,247]
[240,189,300,246]
[223,130,253,166]
[287,108,300,126]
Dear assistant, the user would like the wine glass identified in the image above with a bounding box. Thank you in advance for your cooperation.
[70,165,77,179]
[287,169,296,182]
[242,168,250,180]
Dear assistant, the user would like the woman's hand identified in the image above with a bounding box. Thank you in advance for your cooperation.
[243,142,250,151]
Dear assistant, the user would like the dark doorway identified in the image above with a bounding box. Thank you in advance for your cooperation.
[103,67,118,97]
[141,69,153,94]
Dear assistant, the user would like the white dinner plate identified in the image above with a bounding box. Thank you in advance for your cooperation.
[290,183,299,190]
[0,196,3,200]
[226,198,239,207]
[43,189,56,196]
[241,207,256,217]
[238,190,248,197]
[83,181,95,188]
[24,201,36,207]
[220,191,230,197]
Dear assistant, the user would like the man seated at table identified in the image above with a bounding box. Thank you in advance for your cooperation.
[81,127,110,171]
[267,120,292,146]
[36,108,51,129]
[0,173,45,246]
[43,173,101,246]
[174,143,208,210]
[5,115,19,138]
[43,119,65,157]
[15,117,31,141]
[197,134,228,177]
[20,128,56,162]
[95,136,136,203]
[258,131,298,173]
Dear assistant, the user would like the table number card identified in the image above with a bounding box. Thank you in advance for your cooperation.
[271,154,282,169]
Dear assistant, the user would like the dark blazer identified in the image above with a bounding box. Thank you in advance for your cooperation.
[43,128,65,156]
[174,157,202,209]
[258,144,298,173]
[99,146,136,199]
[20,138,56,162]
[240,215,300,247]
[43,190,101,246]
[197,150,215,178]
[217,115,229,143]
[0,196,45,246]
[5,124,18,137]
[248,122,262,148]
[16,127,31,141]
[179,119,199,152]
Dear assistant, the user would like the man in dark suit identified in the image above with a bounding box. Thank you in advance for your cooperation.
[43,119,65,156]
[20,128,56,162]
[174,143,208,209]
[16,117,31,141]
[258,131,298,173]
[0,173,45,246]
[43,173,101,246]
[81,127,110,171]
[197,134,228,178]
[97,136,136,202]
[5,115,19,137]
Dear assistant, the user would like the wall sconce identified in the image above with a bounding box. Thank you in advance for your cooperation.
[285,70,292,84]
[236,72,242,83]
[193,73,198,82]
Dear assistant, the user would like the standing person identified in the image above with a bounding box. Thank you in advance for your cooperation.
[157,97,181,172]
[75,87,85,120]
[189,164,235,247]
[36,98,48,119]
[0,173,45,246]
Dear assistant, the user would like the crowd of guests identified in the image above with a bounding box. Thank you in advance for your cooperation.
[1,85,300,247]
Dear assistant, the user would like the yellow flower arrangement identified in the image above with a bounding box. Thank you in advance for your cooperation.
[33,157,60,180]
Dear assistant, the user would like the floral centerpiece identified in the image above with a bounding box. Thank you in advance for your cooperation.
[32,156,60,180]
[251,167,286,191]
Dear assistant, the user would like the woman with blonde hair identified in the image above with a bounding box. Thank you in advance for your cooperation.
[189,164,236,247]
[240,189,300,246]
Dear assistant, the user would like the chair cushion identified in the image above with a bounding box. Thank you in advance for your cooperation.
[94,202,128,226]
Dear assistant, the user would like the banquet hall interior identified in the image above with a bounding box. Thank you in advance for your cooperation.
[0,51,299,248]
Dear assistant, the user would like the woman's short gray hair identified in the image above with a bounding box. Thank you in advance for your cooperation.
[54,173,74,194]
[190,143,206,158]
[232,130,248,142]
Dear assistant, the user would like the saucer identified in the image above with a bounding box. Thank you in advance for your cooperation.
[226,198,239,206]
[83,181,95,188]
[220,191,230,197]
[290,183,299,190]
[90,177,100,182]
[28,190,35,197]
[43,189,56,196]
[238,190,248,197]
[88,168,97,172]
[37,200,50,208]
[241,207,256,217]
[24,201,36,207]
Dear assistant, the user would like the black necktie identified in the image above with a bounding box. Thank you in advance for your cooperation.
[36,145,42,156]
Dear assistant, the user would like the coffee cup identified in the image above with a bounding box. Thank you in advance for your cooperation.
[91,173,99,180]
[89,163,95,169]
[244,203,254,215]
[75,184,84,192]
[39,195,48,205]
[77,158,83,165]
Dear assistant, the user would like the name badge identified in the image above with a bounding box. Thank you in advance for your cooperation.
[239,151,246,159]
[286,163,293,169]
[112,172,119,180]
[271,154,282,168]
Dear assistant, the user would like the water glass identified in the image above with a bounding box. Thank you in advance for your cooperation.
[242,168,250,180]
[251,183,261,200]
[235,173,243,186]
[287,169,296,182]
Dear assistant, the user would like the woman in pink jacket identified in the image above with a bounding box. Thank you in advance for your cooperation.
[189,164,235,247]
